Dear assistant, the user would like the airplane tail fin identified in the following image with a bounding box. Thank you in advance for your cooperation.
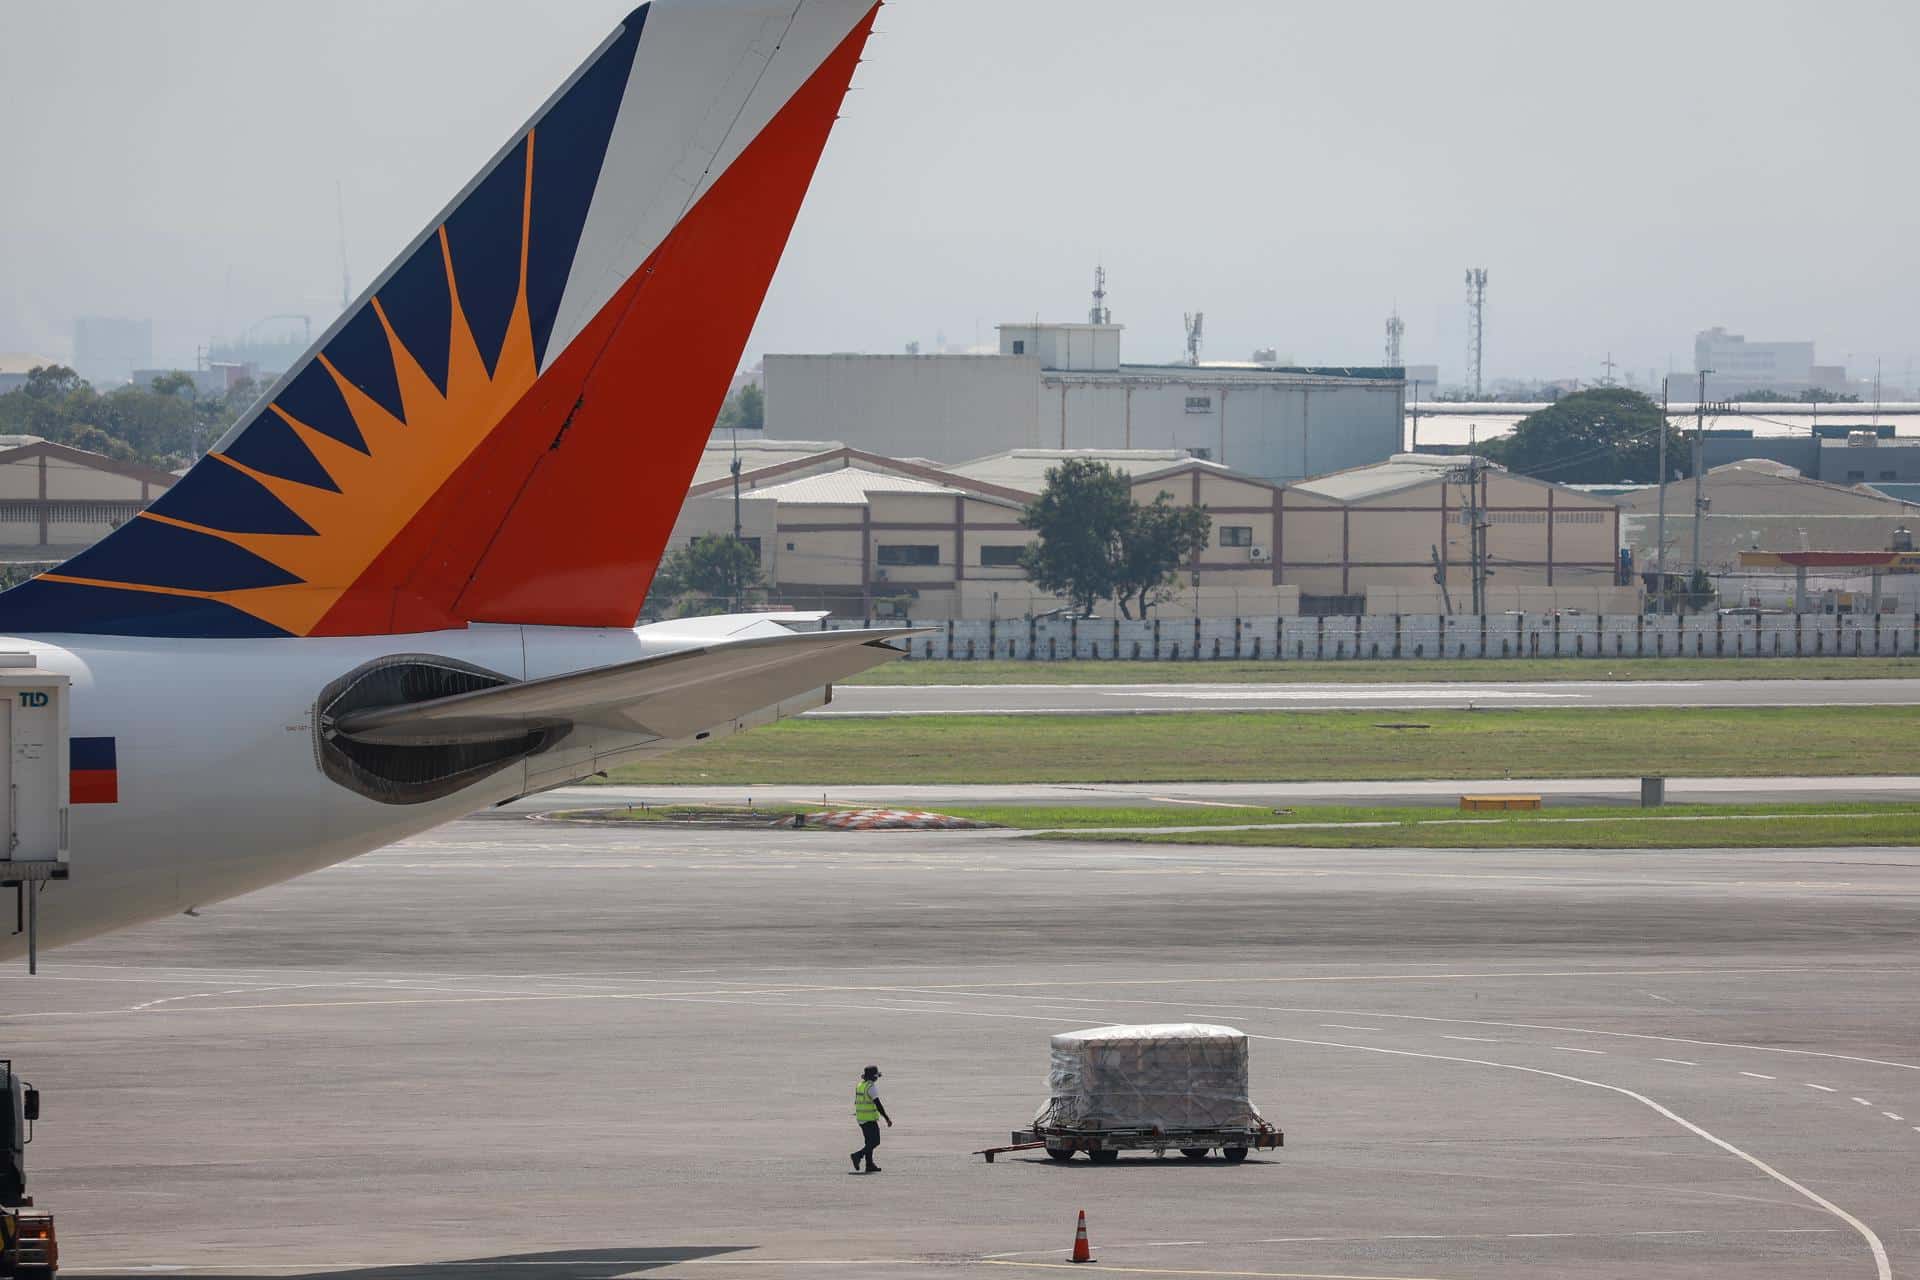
[0,0,879,638]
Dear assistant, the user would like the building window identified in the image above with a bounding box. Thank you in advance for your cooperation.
[1551,511,1605,525]
[1184,395,1213,414]
[1847,470,1866,482]
[1220,525,1253,547]
[877,544,939,566]
[1011,339,1026,355]
[740,536,761,560]
[1881,470,1899,482]
[979,544,1026,567]
[786,542,796,551]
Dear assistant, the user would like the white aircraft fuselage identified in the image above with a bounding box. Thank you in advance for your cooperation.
[3,619,834,958]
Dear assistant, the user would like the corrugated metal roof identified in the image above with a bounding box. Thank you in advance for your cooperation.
[739,465,965,505]
[692,438,843,485]
[1291,453,1466,501]
[953,448,1196,492]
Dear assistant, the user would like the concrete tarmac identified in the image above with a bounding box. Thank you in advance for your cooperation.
[5,817,1918,1279]
[817,677,1920,716]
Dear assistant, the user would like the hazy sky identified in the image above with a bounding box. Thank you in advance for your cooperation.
[5,0,1917,387]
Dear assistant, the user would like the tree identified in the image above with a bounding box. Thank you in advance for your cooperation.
[648,533,763,616]
[715,383,764,431]
[1113,491,1212,618]
[1018,458,1132,615]
[21,365,83,399]
[148,371,197,398]
[1478,386,1680,483]
[1733,387,1858,404]
[65,424,137,462]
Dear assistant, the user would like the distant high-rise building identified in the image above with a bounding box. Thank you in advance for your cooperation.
[1692,327,1831,399]
[72,316,152,386]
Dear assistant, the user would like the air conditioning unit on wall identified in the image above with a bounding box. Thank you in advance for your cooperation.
[1248,546,1270,562]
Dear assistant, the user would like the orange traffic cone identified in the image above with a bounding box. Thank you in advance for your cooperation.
[1070,1209,1095,1264]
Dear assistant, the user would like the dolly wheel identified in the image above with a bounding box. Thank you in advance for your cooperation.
[1222,1146,1249,1163]
[1090,1148,1121,1164]
[1045,1146,1075,1162]
[1180,1147,1209,1160]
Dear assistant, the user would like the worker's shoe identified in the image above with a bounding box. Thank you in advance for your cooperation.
[867,1164,882,1172]
[850,1153,863,1172]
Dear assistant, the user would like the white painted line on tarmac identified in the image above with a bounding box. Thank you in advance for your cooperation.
[1883,1112,1904,1120]
[1740,1072,1776,1080]
[1554,1046,1606,1054]
[1656,1058,1698,1066]
[1442,1034,1501,1042]
[1321,1023,1382,1031]
[1806,1083,1837,1092]
[1256,1034,1893,1280]
[1854,1097,1875,1106]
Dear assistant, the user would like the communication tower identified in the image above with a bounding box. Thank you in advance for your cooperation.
[335,182,352,312]
[1384,310,1405,367]
[1464,268,1487,397]
[1183,311,1204,366]
[1089,265,1111,325]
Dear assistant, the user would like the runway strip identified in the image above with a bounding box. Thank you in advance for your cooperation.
[817,677,1920,717]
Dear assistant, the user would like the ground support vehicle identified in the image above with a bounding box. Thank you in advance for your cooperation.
[985,1120,1284,1164]
[0,1062,53,1277]
[0,1208,55,1278]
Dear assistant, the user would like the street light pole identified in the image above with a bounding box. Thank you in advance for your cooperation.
[1688,369,1712,611]
[1655,376,1669,614]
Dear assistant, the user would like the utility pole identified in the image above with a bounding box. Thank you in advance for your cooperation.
[1447,457,1491,614]
[1654,376,1670,614]
[1688,369,1712,611]
[1471,459,1490,614]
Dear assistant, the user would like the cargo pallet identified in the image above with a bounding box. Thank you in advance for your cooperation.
[978,1122,1283,1164]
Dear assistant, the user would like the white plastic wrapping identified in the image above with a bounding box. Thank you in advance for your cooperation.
[1033,1023,1265,1132]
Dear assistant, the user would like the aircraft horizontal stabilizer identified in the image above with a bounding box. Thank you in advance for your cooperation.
[329,627,916,748]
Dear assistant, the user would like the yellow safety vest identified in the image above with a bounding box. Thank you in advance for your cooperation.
[854,1079,878,1122]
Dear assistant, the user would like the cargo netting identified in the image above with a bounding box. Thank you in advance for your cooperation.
[1033,1023,1266,1132]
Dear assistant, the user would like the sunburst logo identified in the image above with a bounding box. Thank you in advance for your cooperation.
[43,141,546,636]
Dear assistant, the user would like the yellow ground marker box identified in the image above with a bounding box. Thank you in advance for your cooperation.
[1459,795,1543,811]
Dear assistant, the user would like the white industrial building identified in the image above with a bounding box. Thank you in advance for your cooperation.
[762,321,1404,482]
[1691,327,1847,400]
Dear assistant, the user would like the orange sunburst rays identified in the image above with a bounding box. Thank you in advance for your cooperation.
[175,143,541,635]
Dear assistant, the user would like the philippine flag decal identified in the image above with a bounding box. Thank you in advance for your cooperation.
[71,736,118,804]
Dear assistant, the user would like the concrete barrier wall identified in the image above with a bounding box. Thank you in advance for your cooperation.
[821,613,1920,662]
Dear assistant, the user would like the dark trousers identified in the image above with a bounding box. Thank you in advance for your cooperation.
[851,1120,881,1169]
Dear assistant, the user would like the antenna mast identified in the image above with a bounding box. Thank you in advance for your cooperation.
[1464,268,1487,397]
[1183,311,1204,366]
[1384,309,1405,366]
[1089,265,1110,324]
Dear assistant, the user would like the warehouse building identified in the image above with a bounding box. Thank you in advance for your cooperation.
[1285,454,1630,613]
[1615,458,1920,573]
[0,436,178,562]
[761,321,1403,482]
[668,444,1625,618]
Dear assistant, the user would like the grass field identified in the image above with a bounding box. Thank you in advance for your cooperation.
[600,705,1919,786]
[1035,806,1920,850]
[844,656,1920,686]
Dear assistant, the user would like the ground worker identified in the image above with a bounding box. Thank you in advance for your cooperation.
[849,1065,892,1173]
